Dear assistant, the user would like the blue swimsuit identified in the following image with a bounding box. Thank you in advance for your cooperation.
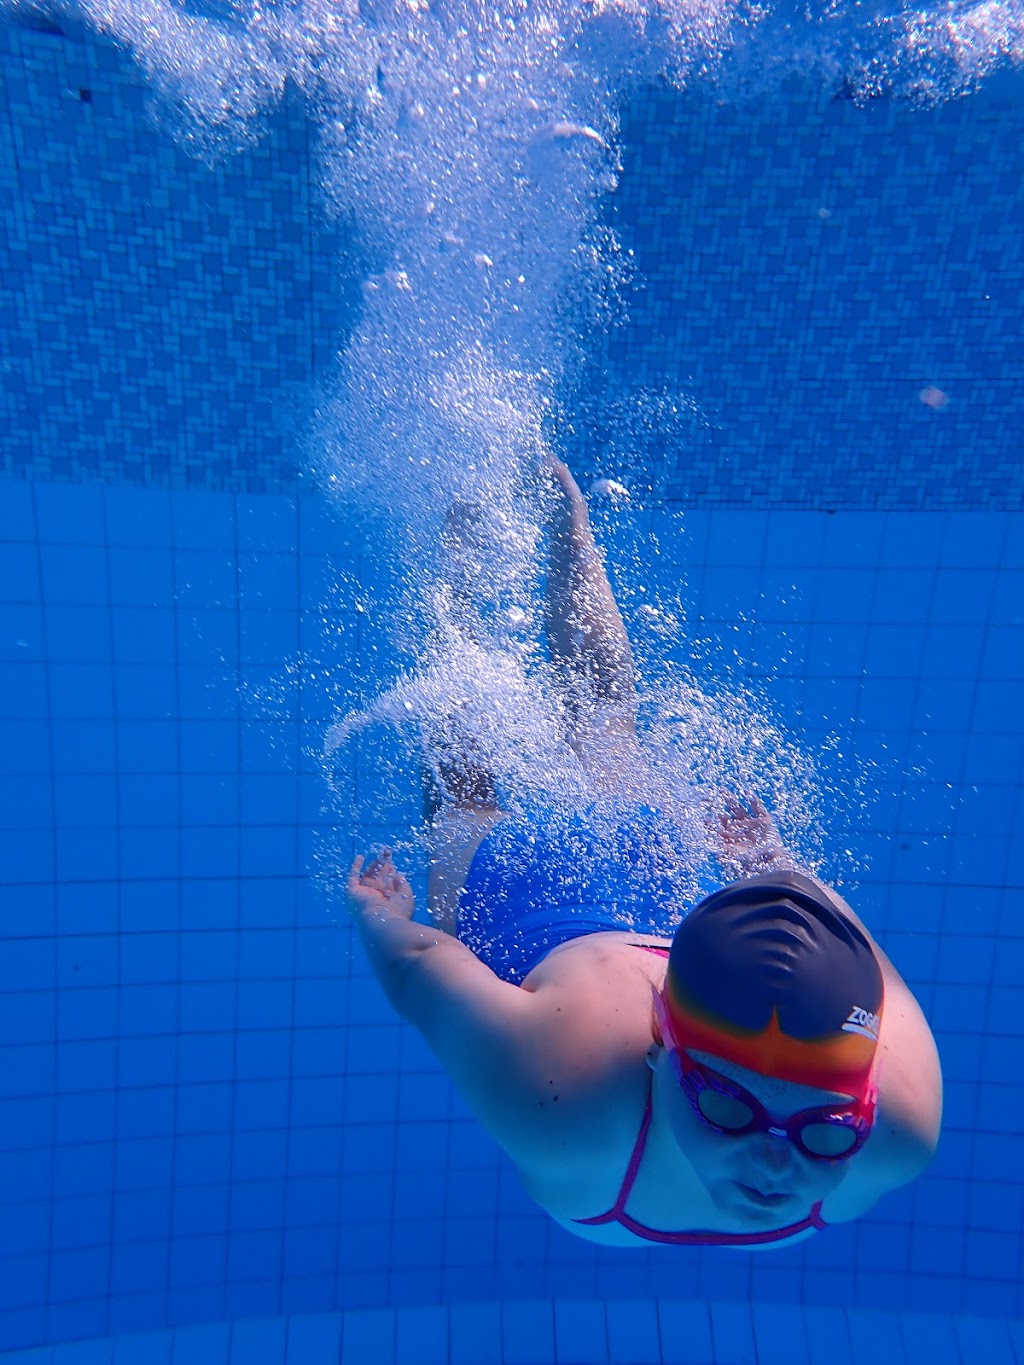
[457,799,719,984]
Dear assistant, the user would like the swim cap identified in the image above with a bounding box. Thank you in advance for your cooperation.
[663,871,884,1099]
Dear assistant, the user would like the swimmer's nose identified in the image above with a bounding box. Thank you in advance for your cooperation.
[748,1134,797,1178]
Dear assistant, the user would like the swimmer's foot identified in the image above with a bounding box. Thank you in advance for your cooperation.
[420,698,499,824]
[421,749,497,822]
[539,454,590,536]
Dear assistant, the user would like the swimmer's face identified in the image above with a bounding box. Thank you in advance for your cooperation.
[655,1047,855,1221]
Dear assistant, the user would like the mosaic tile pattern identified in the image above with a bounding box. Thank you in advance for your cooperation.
[0,21,355,494]
[565,81,1024,509]
[1,23,1022,505]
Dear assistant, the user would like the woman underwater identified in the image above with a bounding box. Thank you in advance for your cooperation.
[346,459,942,1248]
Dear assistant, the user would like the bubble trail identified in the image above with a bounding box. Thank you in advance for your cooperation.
[35,0,1020,880]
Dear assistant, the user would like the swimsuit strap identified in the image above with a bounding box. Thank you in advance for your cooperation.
[573,1085,656,1227]
[573,1074,828,1245]
[573,941,666,1220]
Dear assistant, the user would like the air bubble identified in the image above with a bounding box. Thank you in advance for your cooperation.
[66,0,1016,892]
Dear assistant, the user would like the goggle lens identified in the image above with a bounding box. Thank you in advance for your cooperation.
[654,989,873,1163]
[799,1121,860,1157]
[697,1088,755,1131]
[694,1072,863,1157]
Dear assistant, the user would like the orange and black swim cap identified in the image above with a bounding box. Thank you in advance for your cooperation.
[664,871,884,1099]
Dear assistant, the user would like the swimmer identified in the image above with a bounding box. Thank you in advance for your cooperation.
[346,459,942,1248]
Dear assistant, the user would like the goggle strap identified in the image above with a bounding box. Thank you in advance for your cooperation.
[652,984,680,1051]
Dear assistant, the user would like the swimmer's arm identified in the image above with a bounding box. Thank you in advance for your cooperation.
[347,851,466,1013]
[799,872,944,1158]
[345,850,520,1050]
[393,931,545,1159]
[351,902,466,1013]
[826,960,943,1223]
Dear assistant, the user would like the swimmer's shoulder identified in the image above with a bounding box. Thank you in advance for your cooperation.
[396,929,661,1173]
[797,874,943,1217]
[823,978,942,1223]
[511,933,668,1178]
[803,873,943,1174]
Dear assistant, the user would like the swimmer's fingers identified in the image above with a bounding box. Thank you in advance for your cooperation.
[717,794,788,875]
[348,854,368,890]
[390,870,413,897]
[722,795,773,833]
[371,861,415,918]
[348,850,415,917]
[718,821,756,850]
[347,854,384,915]
[360,847,398,884]
[718,796,778,855]
[720,797,756,832]
[347,850,391,901]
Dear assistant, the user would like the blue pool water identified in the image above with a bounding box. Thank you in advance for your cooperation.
[1,2,1023,1363]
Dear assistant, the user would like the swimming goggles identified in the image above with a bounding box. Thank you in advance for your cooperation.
[653,989,875,1162]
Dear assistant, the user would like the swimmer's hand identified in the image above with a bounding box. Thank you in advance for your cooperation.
[347,849,415,921]
[717,796,790,876]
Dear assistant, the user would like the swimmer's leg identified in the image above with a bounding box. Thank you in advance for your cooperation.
[424,799,503,936]
[543,458,639,768]
[421,730,497,820]
[423,500,506,933]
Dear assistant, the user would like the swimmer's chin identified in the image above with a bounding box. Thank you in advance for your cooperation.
[710,1179,799,1221]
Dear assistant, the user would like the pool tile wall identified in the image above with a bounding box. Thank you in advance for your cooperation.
[0,21,354,493]
[2,4,1023,1358]
[566,81,1024,511]
[2,23,1023,508]
[1,480,1022,1352]
[2,1298,1019,1365]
